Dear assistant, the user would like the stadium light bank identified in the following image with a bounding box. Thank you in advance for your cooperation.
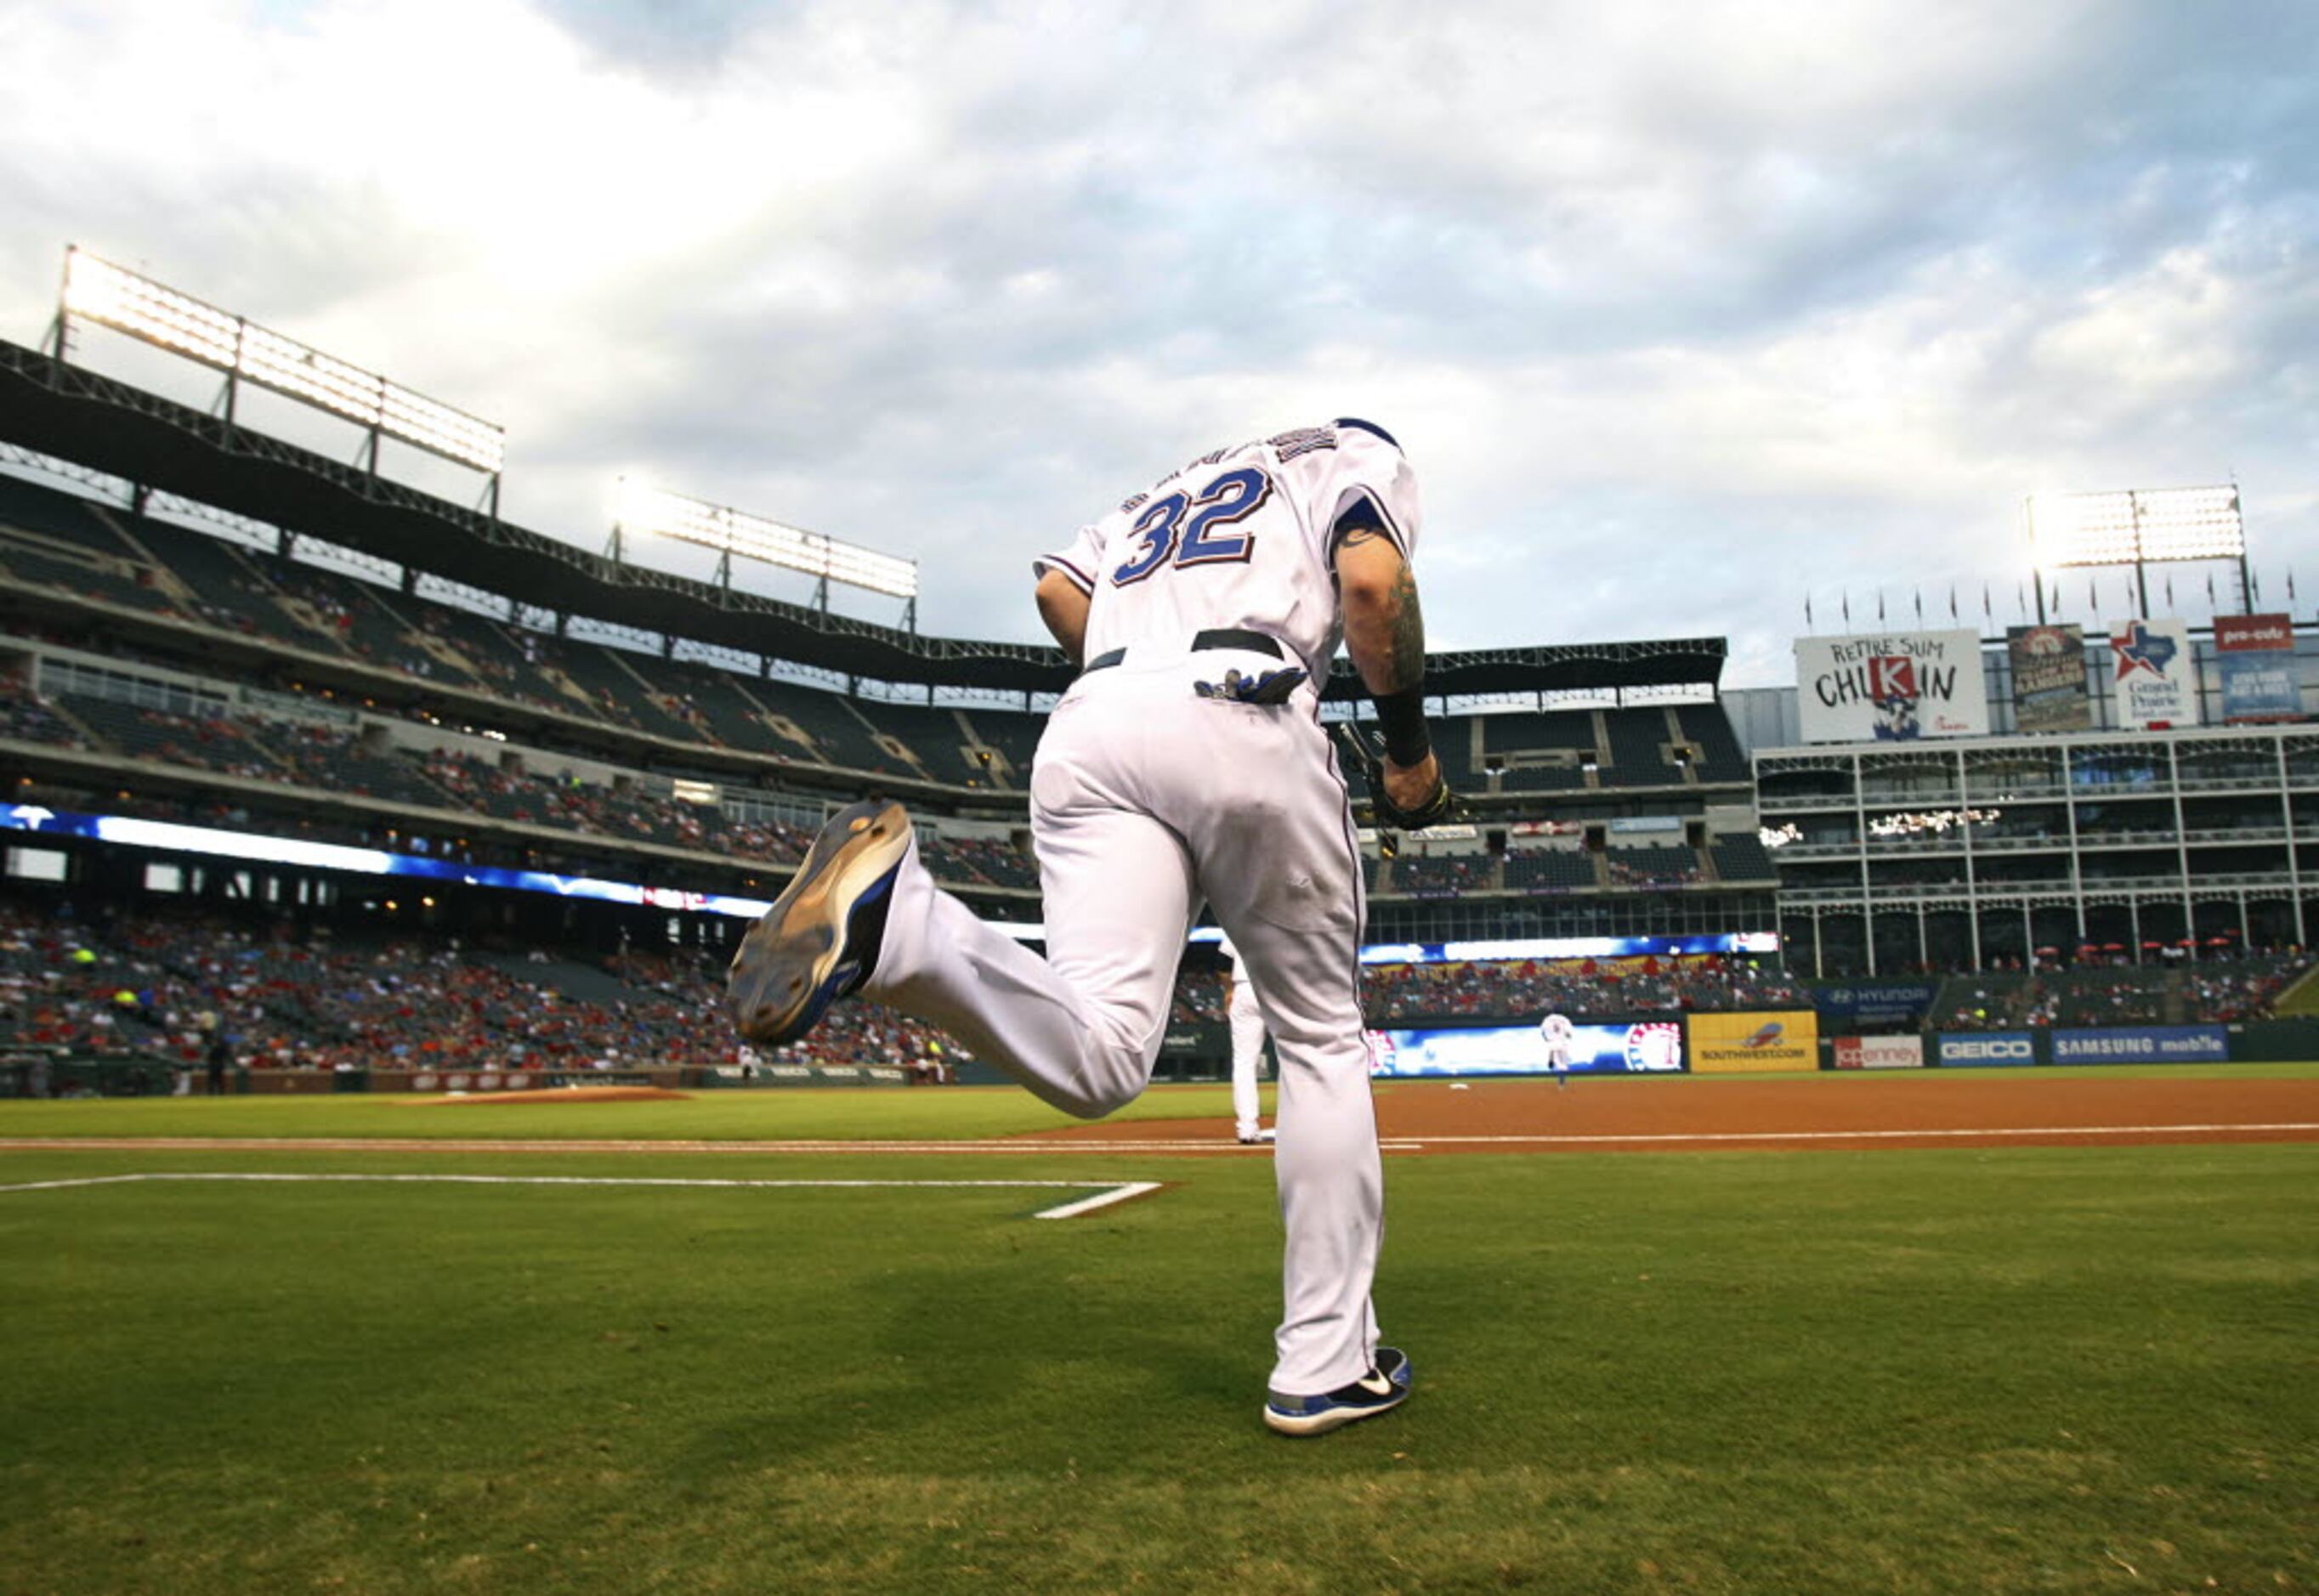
[613,476,921,629]
[2026,484,2248,618]
[52,246,507,512]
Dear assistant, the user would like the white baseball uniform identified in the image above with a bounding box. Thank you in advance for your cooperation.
[1539,1011,1575,1069]
[857,419,1420,1397]
[1218,937,1270,1140]
[1539,1010,1575,1083]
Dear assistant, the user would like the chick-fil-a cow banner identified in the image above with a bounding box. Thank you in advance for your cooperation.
[1796,630,1991,744]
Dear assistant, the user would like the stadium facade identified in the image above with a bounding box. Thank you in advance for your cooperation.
[0,335,1776,954]
[1750,625,2319,976]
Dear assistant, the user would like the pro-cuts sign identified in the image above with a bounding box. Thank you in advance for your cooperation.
[2215,613,2299,724]
[1796,630,1990,743]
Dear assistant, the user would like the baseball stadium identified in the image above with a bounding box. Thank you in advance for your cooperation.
[0,235,2311,1594]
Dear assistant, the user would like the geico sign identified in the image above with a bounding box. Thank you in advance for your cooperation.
[1943,1038,2033,1061]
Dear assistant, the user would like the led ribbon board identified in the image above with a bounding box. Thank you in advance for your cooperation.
[618,480,918,600]
[1,804,1051,940]
[61,248,505,474]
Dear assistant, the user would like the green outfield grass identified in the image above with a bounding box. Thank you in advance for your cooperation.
[1,1100,2313,1593]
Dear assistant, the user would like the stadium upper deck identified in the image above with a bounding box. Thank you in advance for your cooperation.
[0,376,1777,943]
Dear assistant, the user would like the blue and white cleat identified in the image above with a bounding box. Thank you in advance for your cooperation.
[727,799,910,1048]
[1263,1346,1412,1436]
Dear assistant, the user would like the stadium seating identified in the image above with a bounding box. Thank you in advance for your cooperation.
[0,676,91,750]
[1502,848,1597,891]
[1601,708,1685,787]
[1474,710,1595,790]
[1387,852,1497,897]
[1674,703,1750,783]
[52,694,284,781]
[1602,845,1699,887]
[960,709,1040,789]
[1709,835,1776,882]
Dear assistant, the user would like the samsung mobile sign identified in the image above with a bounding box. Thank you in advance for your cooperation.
[1796,631,1990,743]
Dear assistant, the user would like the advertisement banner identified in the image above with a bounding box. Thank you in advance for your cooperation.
[1688,1010,1819,1073]
[1934,1031,2038,1067]
[1796,631,1991,743]
[1371,1022,1685,1078]
[2214,614,2299,724]
[2050,1025,2229,1064]
[1811,982,1938,1027]
[1834,1035,1925,1070]
[2110,618,2198,730]
[2005,625,2090,733]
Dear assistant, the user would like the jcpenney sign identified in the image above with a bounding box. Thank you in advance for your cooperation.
[1935,1031,2038,1067]
[1834,1035,1925,1070]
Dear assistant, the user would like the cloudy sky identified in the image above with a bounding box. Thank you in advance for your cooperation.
[3,0,2314,688]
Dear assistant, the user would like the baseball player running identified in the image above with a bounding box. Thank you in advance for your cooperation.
[1216,937,1274,1144]
[1539,1010,1575,1089]
[728,418,1450,1435]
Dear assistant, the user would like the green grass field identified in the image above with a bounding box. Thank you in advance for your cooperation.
[2,1088,2314,1593]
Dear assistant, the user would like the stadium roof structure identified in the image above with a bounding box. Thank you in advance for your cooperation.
[0,339,1724,699]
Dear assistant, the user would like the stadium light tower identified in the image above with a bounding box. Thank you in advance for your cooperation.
[51,246,507,514]
[2026,484,2248,618]
[614,478,921,630]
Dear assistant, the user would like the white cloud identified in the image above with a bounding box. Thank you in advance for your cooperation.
[0,0,2313,683]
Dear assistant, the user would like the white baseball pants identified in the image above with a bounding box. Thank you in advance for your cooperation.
[862,646,1383,1396]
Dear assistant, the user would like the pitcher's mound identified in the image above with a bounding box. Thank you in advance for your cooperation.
[426,1086,691,1106]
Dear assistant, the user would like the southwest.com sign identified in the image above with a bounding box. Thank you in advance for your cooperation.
[1689,1010,1818,1073]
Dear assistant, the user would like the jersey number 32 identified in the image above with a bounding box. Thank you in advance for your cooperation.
[1112,467,1271,586]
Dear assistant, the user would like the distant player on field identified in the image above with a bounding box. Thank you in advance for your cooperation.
[1217,937,1274,1145]
[728,419,1450,1435]
[1539,1010,1574,1089]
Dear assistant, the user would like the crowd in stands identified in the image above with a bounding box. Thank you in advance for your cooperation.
[1932,951,2311,1030]
[1603,851,1703,889]
[0,676,88,750]
[1358,955,1805,1021]
[608,948,966,1082]
[1167,954,1808,1025]
[0,901,973,1083]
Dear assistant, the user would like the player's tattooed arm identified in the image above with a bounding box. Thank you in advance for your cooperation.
[1035,569,1092,666]
[1337,535,1426,696]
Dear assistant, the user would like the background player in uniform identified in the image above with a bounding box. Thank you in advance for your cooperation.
[728,418,1450,1435]
[1216,936,1274,1145]
[1539,1010,1575,1089]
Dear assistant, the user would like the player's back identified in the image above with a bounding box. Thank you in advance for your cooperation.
[1036,420,1420,678]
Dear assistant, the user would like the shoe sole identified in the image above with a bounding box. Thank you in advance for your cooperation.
[728,799,911,1046]
[1262,1384,1407,1436]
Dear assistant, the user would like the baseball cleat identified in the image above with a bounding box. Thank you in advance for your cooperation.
[727,799,910,1048]
[1236,1128,1277,1145]
[1263,1346,1411,1437]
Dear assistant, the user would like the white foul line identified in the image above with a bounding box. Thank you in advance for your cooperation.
[0,1170,1165,1221]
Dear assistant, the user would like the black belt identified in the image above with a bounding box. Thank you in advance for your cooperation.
[1081,629,1283,675]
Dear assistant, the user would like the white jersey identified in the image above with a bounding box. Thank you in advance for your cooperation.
[1033,419,1422,678]
[1539,1013,1576,1059]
